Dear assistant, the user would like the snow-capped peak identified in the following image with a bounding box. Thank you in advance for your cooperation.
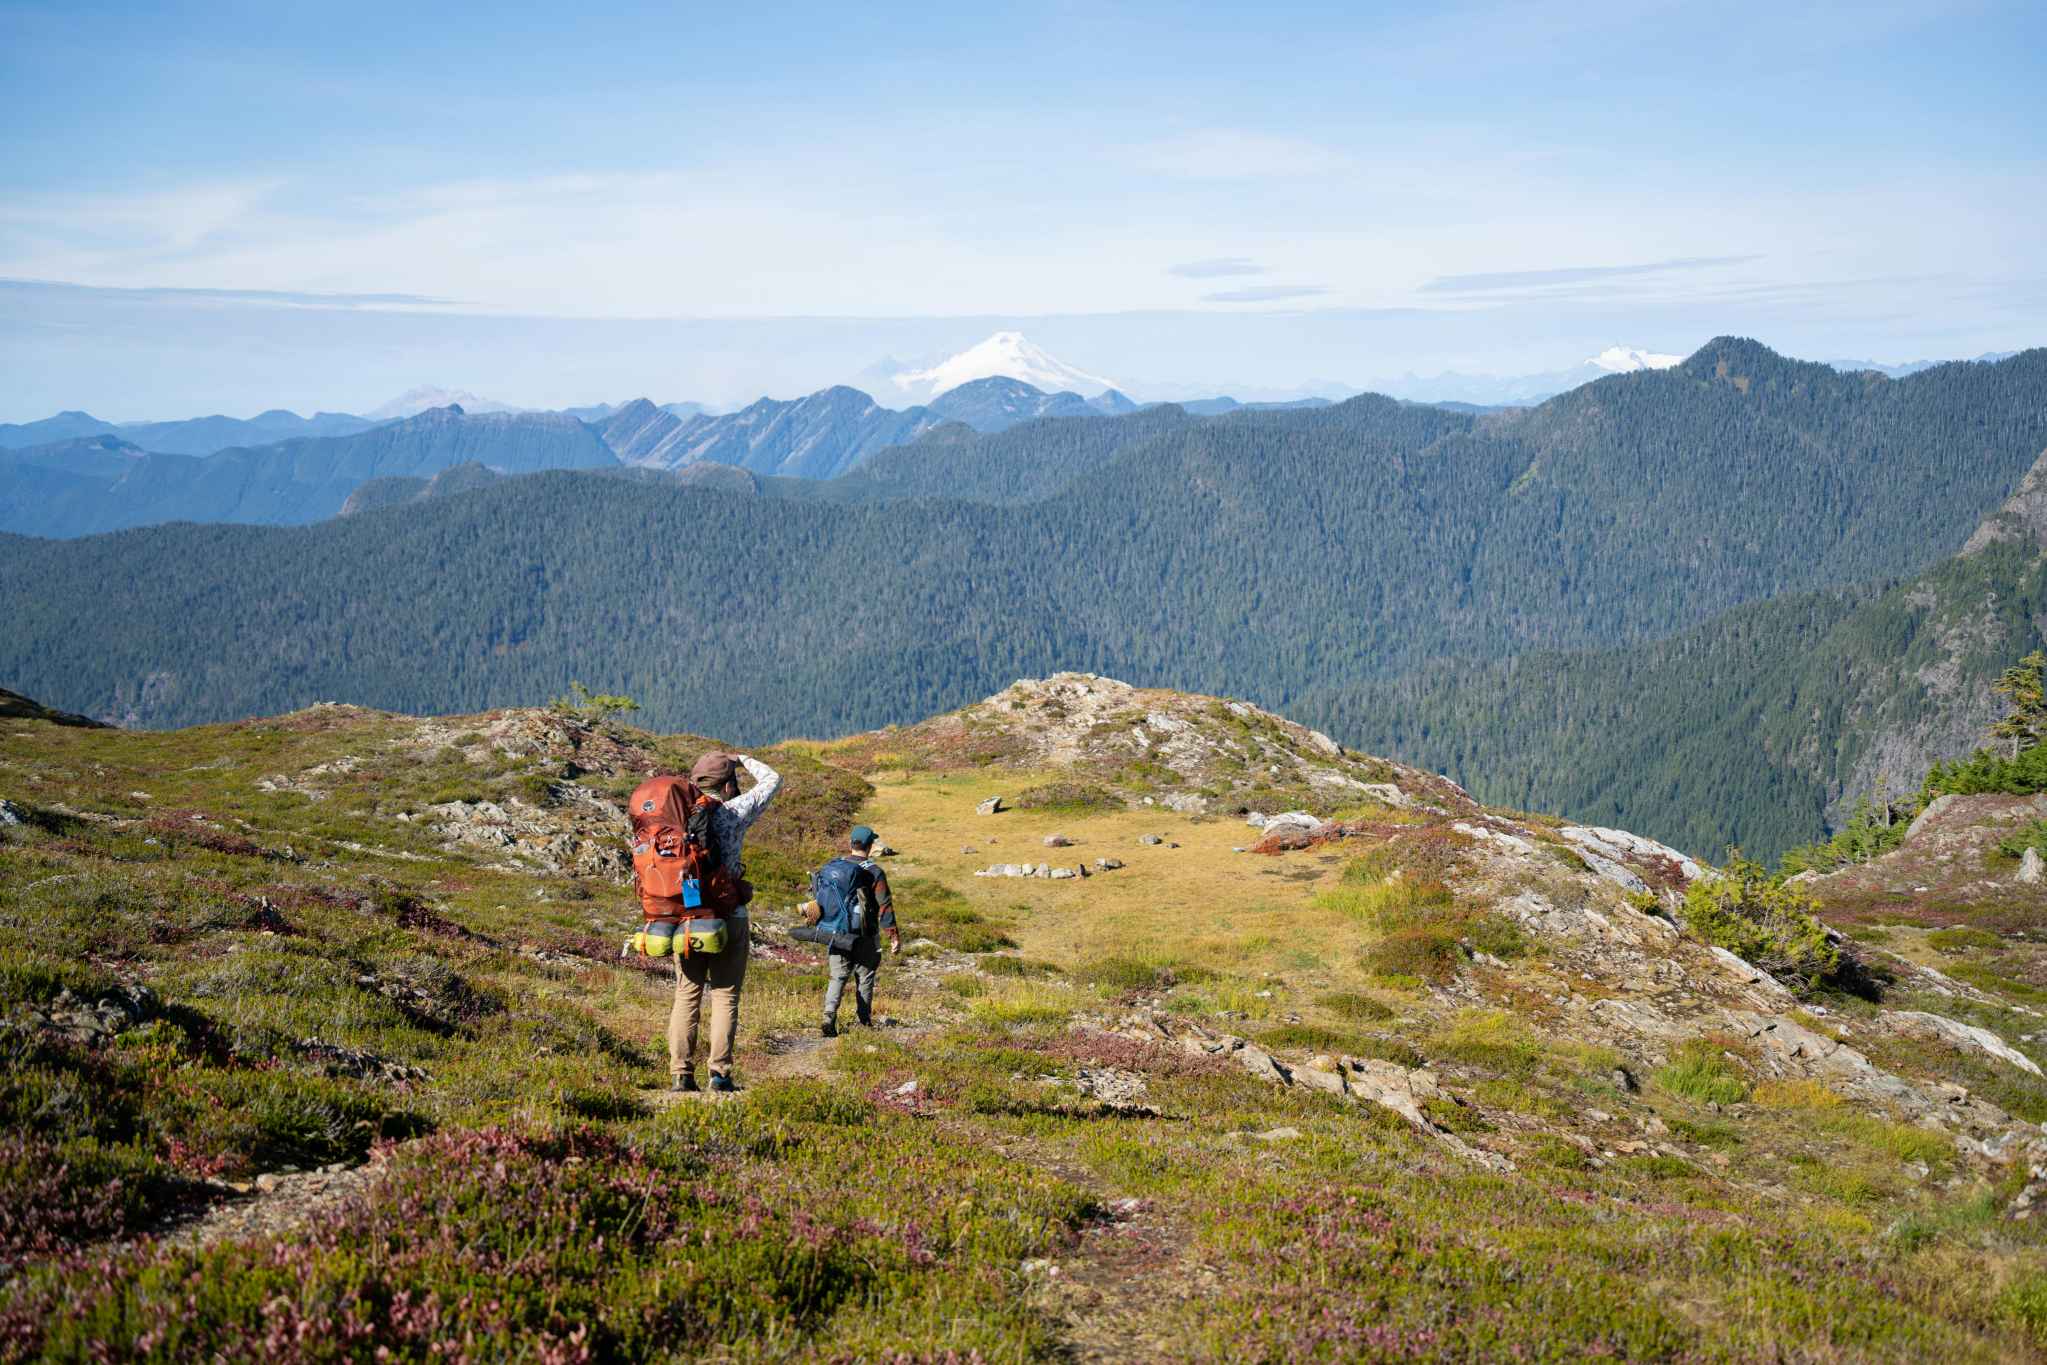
[1588,346,1684,374]
[367,386,521,420]
[889,332,1118,401]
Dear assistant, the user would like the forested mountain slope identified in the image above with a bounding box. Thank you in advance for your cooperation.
[777,404,1205,505]
[0,405,617,535]
[1311,498,2047,862]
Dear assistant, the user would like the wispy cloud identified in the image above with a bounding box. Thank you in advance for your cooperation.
[1203,285,1329,303]
[1133,131,1351,180]
[1421,255,1762,293]
[1169,256,1266,278]
[0,278,458,308]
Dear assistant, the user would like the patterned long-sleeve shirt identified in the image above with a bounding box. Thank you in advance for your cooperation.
[709,754,780,909]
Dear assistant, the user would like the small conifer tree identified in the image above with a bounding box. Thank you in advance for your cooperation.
[1991,650,2047,758]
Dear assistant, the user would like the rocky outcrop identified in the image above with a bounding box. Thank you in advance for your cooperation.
[1887,1011,2045,1077]
[425,787,629,879]
[862,674,1468,818]
[1809,792,2047,910]
[1961,446,2047,556]
[1108,1009,1513,1171]
[11,983,158,1044]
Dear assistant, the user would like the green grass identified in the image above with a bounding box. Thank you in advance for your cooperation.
[1653,1039,1752,1105]
[1928,927,2003,954]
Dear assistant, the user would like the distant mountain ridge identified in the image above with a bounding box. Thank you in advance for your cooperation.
[0,408,377,454]
[0,405,616,537]
[0,373,1141,535]
[593,375,1129,479]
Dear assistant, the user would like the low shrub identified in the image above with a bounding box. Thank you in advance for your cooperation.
[1258,1022,1356,1053]
[1462,913,1530,961]
[978,955,1062,979]
[1361,924,1464,984]
[1996,820,2047,862]
[1011,781,1123,813]
[1314,990,1394,1023]
[1681,856,1843,995]
[750,1078,877,1127]
[1079,955,1192,994]
[1779,797,1914,876]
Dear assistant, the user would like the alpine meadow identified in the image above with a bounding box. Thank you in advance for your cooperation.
[6,4,2047,1361]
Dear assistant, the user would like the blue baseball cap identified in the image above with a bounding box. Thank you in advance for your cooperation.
[850,824,877,848]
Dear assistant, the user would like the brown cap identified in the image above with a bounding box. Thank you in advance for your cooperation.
[690,752,739,798]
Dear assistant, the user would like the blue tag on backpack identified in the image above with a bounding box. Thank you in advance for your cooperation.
[682,878,702,909]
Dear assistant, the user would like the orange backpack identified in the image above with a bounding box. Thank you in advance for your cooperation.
[626,776,746,924]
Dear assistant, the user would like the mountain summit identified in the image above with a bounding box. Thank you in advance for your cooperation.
[886,332,1119,402]
[1588,345,1685,373]
[366,386,520,420]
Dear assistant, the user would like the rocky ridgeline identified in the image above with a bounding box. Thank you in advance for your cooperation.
[882,672,1467,816]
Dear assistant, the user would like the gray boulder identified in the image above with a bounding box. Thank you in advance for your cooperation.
[2021,848,2045,884]
[1262,811,1323,834]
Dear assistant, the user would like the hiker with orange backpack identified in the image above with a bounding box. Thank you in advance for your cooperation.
[623,751,779,1093]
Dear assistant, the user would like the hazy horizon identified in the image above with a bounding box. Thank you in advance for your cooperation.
[4,0,2043,420]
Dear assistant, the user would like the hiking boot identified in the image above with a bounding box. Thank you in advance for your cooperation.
[708,1073,737,1094]
[671,1072,698,1094]
[855,1012,873,1028]
[820,1020,838,1039]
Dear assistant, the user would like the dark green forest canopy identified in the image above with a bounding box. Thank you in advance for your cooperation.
[1315,541,2047,862]
[2,339,2045,858]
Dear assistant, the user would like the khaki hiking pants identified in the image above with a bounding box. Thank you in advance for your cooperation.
[670,918,750,1079]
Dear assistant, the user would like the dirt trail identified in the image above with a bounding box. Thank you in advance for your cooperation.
[134,1161,387,1256]
[645,1019,933,1107]
[974,1126,1212,1363]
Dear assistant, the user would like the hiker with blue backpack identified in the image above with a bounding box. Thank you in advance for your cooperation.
[804,824,901,1037]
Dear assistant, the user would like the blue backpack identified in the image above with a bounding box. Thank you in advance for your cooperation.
[810,857,869,938]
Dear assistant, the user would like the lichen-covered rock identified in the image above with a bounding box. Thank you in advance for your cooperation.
[1889,1011,2045,1077]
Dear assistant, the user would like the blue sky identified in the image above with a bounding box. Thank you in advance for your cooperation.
[2,0,2043,417]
